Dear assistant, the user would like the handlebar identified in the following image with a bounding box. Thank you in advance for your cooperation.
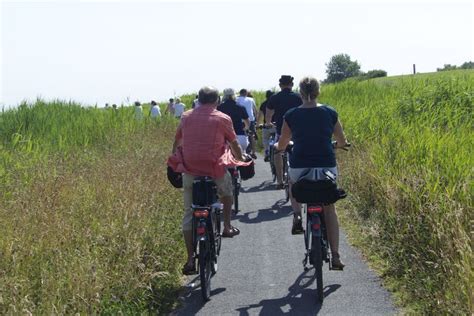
[332,141,351,151]
[257,123,276,130]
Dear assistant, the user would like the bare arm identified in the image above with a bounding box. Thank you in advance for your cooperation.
[265,108,275,126]
[229,139,245,161]
[243,118,250,130]
[276,121,292,151]
[257,110,264,125]
[333,120,348,147]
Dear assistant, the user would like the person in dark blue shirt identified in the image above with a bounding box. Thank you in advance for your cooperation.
[265,75,303,187]
[275,76,349,270]
[217,88,250,152]
[257,90,276,161]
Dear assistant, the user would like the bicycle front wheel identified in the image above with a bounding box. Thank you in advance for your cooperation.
[199,240,212,301]
[233,184,239,213]
[283,154,290,202]
[311,235,324,302]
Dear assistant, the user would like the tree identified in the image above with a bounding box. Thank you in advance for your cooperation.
[459,61,474,69]
[437,64,457,72]
[325,53,361,83]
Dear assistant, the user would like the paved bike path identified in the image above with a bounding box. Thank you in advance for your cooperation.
[172,154,398,316]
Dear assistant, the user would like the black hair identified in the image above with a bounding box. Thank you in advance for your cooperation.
[265,90,274,99]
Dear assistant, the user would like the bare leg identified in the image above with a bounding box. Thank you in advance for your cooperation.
[274,151,283,185]
[323,204,340,256]
[221,195,233,231]
[289,182,301,215]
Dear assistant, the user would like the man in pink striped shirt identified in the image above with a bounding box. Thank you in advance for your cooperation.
[168,86,247,274]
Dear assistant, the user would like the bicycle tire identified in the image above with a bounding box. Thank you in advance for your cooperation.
[215,211,222,255]
[311,235,324,302]
[233,182,239,213]
[305,210,311,263]
[283,154,290,202]
[199,239,212,301]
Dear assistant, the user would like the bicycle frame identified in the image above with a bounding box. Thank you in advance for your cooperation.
[229,168,241,214]
[303,203,330,266]
[191,176,222,301]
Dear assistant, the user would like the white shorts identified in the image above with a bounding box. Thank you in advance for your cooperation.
[289,167,338,183]
[237,134,249,152]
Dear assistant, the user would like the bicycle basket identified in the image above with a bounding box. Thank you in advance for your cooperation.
[238,160,255,180]
[192,177,218,206]
[291,178,346,204]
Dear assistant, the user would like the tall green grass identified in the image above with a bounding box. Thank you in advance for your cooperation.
[321,70,473,314]
[0,100,184,314]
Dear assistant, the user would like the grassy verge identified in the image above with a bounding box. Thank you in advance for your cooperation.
[323,70,473,314]
[0,101,185,314]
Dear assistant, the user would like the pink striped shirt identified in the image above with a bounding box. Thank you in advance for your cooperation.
[167,105,247,178]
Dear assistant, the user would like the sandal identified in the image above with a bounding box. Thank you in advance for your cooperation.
[182,262,197,275]
[222,226,240,238]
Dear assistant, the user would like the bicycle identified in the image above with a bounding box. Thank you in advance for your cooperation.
[191,177,223,301]
[258,124,277,182]
[293,142,350,302]
[229,167,241,214]
[273,141,293,202]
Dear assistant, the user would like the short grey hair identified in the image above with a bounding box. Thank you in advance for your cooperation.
[198,86,219,104]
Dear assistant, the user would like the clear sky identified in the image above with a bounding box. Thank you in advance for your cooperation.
[1,0,473,108]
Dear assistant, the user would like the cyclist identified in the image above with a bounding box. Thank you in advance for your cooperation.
[173,97,186,119]
[217,88,250,152]
[168,86,248,274]
[236,89,258,159]
[256,90,275,161]
[275,76,349,269]
[265,75,303,188]
[134,101,144,120]
[150,100,161,118]
[166,98,175,116]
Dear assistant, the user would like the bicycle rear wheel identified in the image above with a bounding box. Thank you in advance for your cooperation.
[199,239,212,301]
[311,235,324,302]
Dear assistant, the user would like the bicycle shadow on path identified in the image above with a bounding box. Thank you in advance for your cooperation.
[234,202,293,224]
[241,180,278,193]
[173,274,227,316]
[235,268,341,315]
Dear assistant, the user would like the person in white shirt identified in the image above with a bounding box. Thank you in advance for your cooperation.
[134,101,144,120]
[173,97,186,118]
[236,89,258,158]
[150,100,161,118]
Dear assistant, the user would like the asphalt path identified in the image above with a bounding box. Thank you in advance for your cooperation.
[171,154,398,316]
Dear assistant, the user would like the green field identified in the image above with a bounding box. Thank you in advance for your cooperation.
[0,70,472,314]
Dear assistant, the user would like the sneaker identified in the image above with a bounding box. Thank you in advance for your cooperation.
[291,215,304,235]
[250,153,257,159]
[264,155,270,162]
[182,262,197,275]
[331,254,345,270]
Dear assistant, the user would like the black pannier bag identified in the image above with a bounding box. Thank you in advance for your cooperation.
[291,178,347,204]
[192,177,218,206]
[238,160,255,180]
[167,166,183,188]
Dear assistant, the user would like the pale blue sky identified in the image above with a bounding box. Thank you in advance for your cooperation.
[1,0,473,108]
